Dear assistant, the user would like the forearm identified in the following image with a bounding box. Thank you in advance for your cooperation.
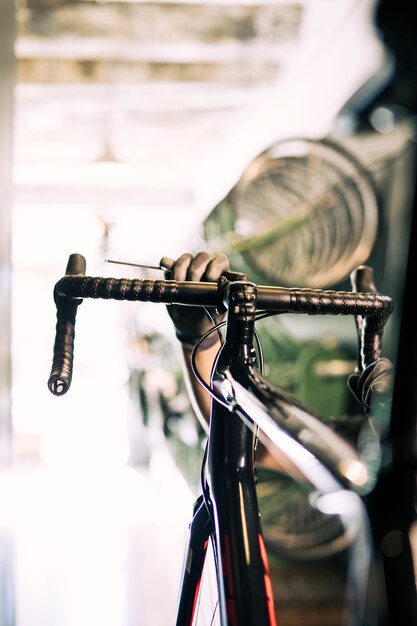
[163,251,230,432]
[180,341,221,433]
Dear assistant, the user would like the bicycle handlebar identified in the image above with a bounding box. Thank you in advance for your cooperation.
[48,253,86,396]
[48,253,393,396]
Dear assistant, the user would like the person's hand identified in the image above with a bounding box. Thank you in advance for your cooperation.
[348,357,394,410]
[160,251,230,349]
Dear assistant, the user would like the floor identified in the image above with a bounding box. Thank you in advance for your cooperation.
[0,445,194,626]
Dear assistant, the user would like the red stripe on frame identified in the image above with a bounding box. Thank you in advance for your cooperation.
[259,534,278,626]
[190,539,209,625]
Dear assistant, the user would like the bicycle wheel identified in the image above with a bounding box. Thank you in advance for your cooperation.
[205,137,378,288]
[191,534,221,626]
[257,467,354,561]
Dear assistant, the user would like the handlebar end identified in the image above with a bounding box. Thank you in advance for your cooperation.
[48,375,70,396]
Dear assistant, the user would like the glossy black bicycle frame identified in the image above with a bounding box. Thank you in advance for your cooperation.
[175,281,277,626]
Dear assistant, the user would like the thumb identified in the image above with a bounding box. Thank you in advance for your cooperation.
[160,256,175,280]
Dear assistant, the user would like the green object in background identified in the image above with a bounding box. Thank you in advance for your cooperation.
[254,316,355,419]
[295,341,355,417]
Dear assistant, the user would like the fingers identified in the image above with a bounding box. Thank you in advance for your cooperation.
[159,256,175,271]
[205,254,230,282]
[348,358,394,409]
[187,252,212,281]
[360,357,394,407]
[166,252,230,282]
[171,252,194,281]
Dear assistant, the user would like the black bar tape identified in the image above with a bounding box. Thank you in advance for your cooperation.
[48,254,86,396]
[48,297,81,396]
[286,289,392,319]
[55,276,218,307]
[350,266,390,371]
[255,286,392,319]
[54,275,393,317]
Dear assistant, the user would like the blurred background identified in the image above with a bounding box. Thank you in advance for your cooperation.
[1,0,416,625]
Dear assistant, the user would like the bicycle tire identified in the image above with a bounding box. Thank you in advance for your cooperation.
[257,467,354,561]
[205,137,378,288]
